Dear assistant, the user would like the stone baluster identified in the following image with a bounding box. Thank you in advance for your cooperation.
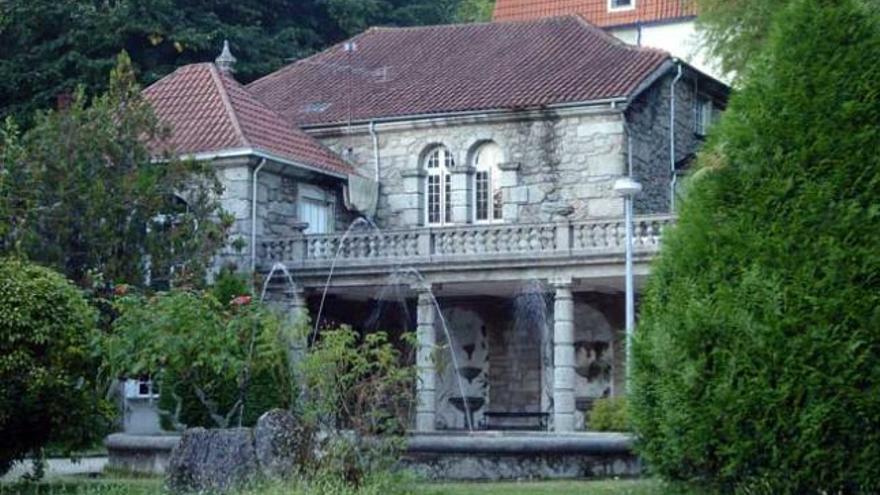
[551,278,576,432]
[415,284,437,432]
[419,230,432,258]
[556,222,571,253]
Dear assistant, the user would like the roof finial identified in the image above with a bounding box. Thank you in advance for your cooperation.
[215,39,237,73]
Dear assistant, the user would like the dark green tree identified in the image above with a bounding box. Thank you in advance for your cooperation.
[0,0,476,124]
[0,52,230,289]
[0,258,109,476]
[695,0,879,79]
[632,1,880,492]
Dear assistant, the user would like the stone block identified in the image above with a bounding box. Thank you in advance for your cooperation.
[254,409,309,480]
[576,121,621,138]
[166,428,260,493]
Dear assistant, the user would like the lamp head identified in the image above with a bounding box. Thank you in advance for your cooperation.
[613,177,643,197]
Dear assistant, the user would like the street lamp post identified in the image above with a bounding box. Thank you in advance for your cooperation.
[613,177,642,393]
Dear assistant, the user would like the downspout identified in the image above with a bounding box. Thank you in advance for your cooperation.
[669,61,683,212]
[369,120,380,182]
[251,158,267,275]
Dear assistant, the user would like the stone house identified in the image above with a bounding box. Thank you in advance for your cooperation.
[142,16,727,434]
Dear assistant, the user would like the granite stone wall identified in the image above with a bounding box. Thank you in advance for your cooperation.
[212,158,349,273]
[317,110,630,230]
[626,71,704,214]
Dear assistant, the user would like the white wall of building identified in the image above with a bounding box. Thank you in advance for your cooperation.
[610,20,727,83]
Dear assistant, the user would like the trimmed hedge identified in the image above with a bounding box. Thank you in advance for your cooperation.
[631,1,880,493]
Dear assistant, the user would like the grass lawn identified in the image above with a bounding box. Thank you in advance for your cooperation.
[1,476,691,495]
[426,478,674,494]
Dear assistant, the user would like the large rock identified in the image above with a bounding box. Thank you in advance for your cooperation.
[166,428,260,493]
[254,409,309,478]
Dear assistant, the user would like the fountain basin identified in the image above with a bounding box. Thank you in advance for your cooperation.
[106,430,640,481]
[403,431,640,481]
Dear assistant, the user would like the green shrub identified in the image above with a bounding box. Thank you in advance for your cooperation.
[104,289,295,429]
[299,327,416,488]
[587,397,630,432]
[0,258,109,476]
[631,1,880,493]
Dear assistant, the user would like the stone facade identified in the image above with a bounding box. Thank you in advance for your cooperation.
[212,157,351,273]
[310,69,714,232]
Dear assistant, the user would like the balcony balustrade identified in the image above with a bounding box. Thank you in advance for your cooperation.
[259,215,675,273]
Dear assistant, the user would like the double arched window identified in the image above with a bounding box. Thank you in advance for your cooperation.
[425,146,455,225]
[473,142,503,222]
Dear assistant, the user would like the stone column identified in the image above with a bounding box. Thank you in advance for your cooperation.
[450,166,474,224]
[415,285,437,432]
[552,278,576,432]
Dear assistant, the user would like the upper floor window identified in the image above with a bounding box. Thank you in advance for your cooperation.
[609,0,635,11]
[299,184,335,234]
[695,96,716,136]
[425,146,455,225]
[473,142,504,223]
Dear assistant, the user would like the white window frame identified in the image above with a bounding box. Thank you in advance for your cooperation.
[424,146,455,226]
[124,378,158,400]
[472,142,504,224]
[608,0,635,12]
[695,96,715,136]
[299,184,336,234]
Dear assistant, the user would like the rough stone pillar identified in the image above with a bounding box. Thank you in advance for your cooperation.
[415,285,437,431]
[552,278,576,432]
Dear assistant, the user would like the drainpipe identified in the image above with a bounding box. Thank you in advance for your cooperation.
[369,120,380,182]
[669,61,683,212]
[251,158,267,275]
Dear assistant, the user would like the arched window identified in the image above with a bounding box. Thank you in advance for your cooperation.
[473,142,503,222]
[425,146,455,225]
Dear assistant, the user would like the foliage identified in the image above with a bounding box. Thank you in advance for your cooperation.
[0,258,110,476]
[301,327,415,435]
[104,289,296,429]
[586,397,629,432]
[695,0,878,79]
[0,52,230,290]
[0,0,483,124]
[299,327,416,488]
[456,0,495,22]
[631,1,880,493]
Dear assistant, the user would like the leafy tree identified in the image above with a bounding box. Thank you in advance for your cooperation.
[632,0,880,492]
[0,258,110,476]
[0,52,230,290]
[456,0,495,22]
[695,0,878,78]
[104,288,296,429]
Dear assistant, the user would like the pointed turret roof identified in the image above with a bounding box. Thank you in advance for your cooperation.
[143,63,353,177]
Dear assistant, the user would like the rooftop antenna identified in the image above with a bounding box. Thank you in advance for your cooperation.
[215,40,237,73]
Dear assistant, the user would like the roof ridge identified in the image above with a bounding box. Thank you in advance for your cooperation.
[208,64,250,149]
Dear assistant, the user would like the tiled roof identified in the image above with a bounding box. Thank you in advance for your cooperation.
[143,63,353,176]
[493,0,697,27]
[247,16,670,127]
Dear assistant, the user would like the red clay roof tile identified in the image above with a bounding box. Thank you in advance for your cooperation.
[247,16,670,127]
[143,63,353,176]
[493,0,697,27]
